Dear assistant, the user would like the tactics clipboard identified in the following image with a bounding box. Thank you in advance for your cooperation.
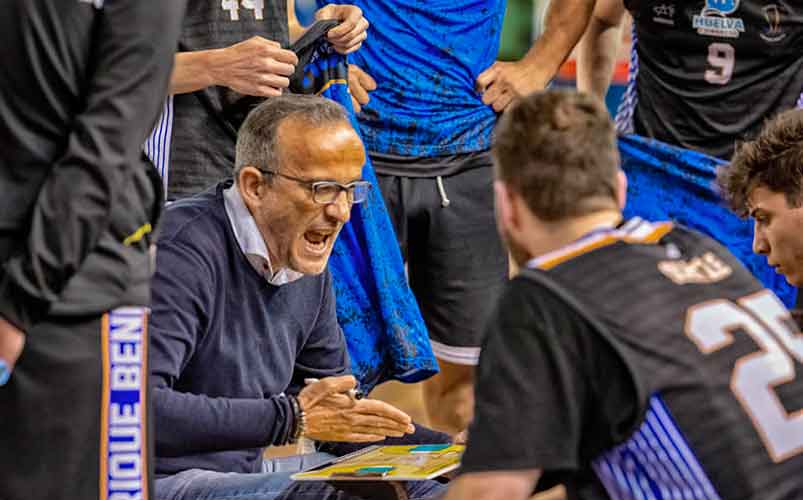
[291,444,464,481]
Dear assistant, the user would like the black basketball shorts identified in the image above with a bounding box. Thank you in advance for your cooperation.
[376,164,508,366]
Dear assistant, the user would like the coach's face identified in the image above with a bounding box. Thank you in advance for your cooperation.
[248,118,365,275]
[749,185,803,286]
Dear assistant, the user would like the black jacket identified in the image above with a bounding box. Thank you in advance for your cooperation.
[0,0,186,330]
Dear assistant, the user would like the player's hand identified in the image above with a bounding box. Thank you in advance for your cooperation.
[209,36,298,97]
[348,64,376,113]
[316,4,369,55]
[299,376,415,442]
[476,60,543,112]
[452,429,468,445]
[0,316,25,386]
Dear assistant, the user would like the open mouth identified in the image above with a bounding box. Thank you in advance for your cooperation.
[303,229,333,254]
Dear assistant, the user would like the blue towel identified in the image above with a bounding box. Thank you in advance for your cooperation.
[619,135,797,307]
[292,29,438,389]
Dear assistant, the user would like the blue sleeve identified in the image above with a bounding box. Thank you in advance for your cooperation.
[149,238,295,456]
[289,270,351,393]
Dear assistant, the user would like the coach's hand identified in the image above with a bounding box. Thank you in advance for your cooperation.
[298,375,415,442]
[476,59,544,112]
[209,36,298,97]
[348,64,376,113]
[0,316,25,386]
[316,4,369,54]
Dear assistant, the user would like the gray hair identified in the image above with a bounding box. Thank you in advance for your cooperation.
[234,94,351,181]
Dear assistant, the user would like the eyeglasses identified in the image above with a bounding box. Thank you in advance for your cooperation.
[256,168,372,205]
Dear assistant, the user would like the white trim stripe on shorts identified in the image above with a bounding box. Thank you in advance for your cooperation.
[429,340,480,366]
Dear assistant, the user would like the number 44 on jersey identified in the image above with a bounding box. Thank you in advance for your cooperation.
[222,0,264,21]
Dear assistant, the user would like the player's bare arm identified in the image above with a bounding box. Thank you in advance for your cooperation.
[475,0,595,112]
[169,37,298,96]
[576,0,626,100]
[444,469,542,500]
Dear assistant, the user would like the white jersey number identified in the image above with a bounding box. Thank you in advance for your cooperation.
[222,0,264,21]
[685,290,803,462]
[704,42,735,85]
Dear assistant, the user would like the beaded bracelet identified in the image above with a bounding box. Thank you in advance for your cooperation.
[288,395,307,444]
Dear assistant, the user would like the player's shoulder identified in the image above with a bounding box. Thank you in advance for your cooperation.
[615,219,744,275]
[658,222,757,279]
[521,218,762,324]
[505,271,571,314]
[661,223,728,253]
[504,269,600,341]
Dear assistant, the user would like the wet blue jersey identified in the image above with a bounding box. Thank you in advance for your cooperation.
[317,0,505,157]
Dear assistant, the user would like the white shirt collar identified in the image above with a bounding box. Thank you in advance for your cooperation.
[223,183,304,286]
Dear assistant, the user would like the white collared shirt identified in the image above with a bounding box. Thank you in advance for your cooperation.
[223,183,304,286]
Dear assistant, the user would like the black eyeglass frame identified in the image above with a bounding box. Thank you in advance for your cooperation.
[255,167,372,205]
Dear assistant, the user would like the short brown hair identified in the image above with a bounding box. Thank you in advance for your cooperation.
[718,108,803,217]
[493,90,620,221]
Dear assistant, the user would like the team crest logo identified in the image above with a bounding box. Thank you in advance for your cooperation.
[703,0,738,16]
[652,4,675,25]
[693,0,745,38]
[761,4,787,43]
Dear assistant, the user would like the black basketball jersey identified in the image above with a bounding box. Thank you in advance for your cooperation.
[169,0,289,199]
[624,0,803,159]
[524,218,803,499]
